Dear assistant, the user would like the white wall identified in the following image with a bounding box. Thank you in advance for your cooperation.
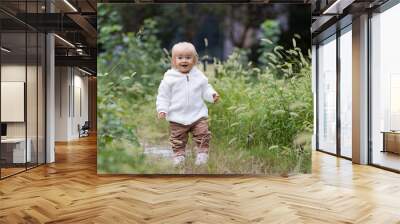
[55,67,89,141]
[1,65,39,136]
[1,65,25,81]
[55,66,69,141]
[1,65,26,140]
[72,73,89,138]
[1,63,46,164]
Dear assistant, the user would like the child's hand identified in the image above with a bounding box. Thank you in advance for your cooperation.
[213,93,220,103]
[158,112,166,119]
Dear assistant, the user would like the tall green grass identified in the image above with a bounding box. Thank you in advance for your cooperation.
[97,11,313,174]
[127,42,313,174]
[208,72,312,174]
[207,39,313,174]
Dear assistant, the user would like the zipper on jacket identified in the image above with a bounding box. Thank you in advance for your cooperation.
[186,74,190,108]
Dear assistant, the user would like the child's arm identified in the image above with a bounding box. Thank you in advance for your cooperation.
[156,78,171,118]
[202,83,219,103]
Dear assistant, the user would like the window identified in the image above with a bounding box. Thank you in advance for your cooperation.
[339,27,352,158]
[317,35,337,154]
[371,3,400,171]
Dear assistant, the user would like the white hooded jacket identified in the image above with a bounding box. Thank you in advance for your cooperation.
[156,67,217,125]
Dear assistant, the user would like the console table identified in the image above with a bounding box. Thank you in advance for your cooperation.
[1,138,32,163]
[381,131,400,154]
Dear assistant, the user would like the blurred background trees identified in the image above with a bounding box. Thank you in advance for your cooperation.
[98,4,310,63]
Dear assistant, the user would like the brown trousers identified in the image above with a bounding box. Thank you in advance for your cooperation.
[169,117,211,156]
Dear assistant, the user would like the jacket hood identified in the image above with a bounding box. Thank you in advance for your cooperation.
[164,67,200,78]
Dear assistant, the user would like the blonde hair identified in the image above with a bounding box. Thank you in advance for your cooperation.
[171,42,199,68]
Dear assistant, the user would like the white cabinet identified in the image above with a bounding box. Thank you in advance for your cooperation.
[1,138,32,163]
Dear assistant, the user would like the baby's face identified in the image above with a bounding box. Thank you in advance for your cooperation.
[173,48,195,74]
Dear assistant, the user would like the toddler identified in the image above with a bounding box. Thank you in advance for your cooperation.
[156,42,219,166]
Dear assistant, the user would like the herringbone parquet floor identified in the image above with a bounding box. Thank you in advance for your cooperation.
[1,135,400,223]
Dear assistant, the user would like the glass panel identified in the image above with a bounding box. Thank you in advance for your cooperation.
[38,32,45,165]
[340,28,352,158]
[1,30,27,177]
[26,0,39,169]
[318,36,337,154]
[27,30,38,169]
[371,4,400,171]
[0,1,46,178]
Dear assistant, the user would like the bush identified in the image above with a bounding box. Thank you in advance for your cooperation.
[208,70,312,173]
[97,10,167,172]
[208,40,312,174]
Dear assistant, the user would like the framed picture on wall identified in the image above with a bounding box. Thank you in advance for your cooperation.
[1,81,25,122]
[97,3,312,175]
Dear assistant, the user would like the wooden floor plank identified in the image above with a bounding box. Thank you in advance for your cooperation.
[0,135,399,223]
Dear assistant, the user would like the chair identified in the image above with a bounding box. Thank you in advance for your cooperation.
[79,121,90,138]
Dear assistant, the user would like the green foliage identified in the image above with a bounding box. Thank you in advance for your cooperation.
[258,20,281,66]
[97,11,167,172]
[264,35,310,79]
[210,73,313,149]
[97,139,176,174]
[214,48,260,83]
[208,40,312,174]
[209,70,312,174]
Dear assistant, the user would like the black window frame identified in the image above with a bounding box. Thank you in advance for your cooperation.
[315,19,353,161]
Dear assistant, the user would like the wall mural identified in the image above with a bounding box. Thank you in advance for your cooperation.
[97,3,312,175]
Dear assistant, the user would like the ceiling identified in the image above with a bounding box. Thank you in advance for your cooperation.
[1,0,392,75]
[311,0,390,42]
[0,0,97,75]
